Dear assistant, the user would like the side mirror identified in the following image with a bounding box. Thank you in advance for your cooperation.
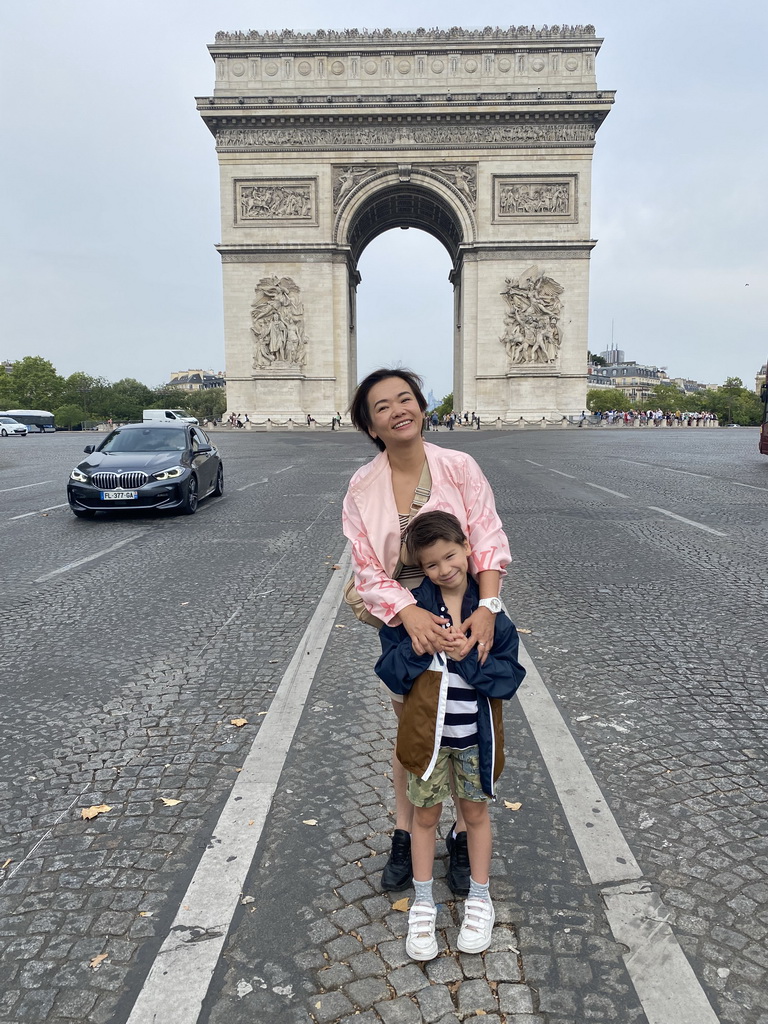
[196,443,213,453]
[83,444,96,454]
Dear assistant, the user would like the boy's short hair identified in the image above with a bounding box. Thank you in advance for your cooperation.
[405,511,467,562]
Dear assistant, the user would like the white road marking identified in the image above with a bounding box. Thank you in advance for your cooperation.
[525,459,543,467]
[10,503,69,520]
[516,641,720,1024]
[731,480,768,492]
[647,506,728,537]
[124,545,351,1024]
[618,457,768,492]
[0,479,53,493]
[34,532,149,581]
[548,468,576,478]
[236,478,268,491]
[274,464,294,474]
[583,481,631,499]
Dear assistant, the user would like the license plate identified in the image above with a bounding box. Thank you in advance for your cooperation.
[101,490,138,500]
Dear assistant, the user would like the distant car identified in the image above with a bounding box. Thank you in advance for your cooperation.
[67,422,223,518]
[0,416,28,437]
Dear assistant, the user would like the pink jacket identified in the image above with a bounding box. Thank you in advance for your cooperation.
[342,442,511,625]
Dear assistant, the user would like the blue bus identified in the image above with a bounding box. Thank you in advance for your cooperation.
[2,409,56,433]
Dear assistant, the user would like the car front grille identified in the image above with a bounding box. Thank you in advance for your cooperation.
[91,471,149,489]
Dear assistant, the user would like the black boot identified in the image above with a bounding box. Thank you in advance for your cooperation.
[381,829,412,891]
[446,822,470,896]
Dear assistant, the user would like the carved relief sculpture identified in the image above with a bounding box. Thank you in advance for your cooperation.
[426,164,477,207]
[333,166,378,208]
[251,275,308,369]
[499,181,569,216]
[236,180,315,223]
[500,266,564,366]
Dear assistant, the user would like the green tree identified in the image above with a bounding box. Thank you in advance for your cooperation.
[6,356,63,408]
[105,378,154,421]
[698,377,762,425]
[60,372,112,420]
[586,387,630,414]
[183,388,227,421]
[54,404,85,429]
[588,351,607,366]
[433,392,454,419]
[646,382,686,413]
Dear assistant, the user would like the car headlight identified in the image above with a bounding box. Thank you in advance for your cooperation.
[153,466,184,480]
[70,468,88,482]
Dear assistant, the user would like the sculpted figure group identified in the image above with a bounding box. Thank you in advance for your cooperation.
[250,275,308,368]
[500,266,564,365]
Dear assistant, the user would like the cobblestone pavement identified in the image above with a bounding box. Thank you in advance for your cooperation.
[0,428,765,1024]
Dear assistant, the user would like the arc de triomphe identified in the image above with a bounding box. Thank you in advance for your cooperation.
[197,26,613,421]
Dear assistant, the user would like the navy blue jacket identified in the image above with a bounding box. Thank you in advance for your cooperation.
[375,576,526,797]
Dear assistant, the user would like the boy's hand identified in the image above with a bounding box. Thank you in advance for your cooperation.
[458,607,495,665]
[442,626,468,661]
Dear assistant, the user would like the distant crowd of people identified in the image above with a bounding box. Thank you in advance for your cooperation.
[426,410,481,431]
[592,409,718,426]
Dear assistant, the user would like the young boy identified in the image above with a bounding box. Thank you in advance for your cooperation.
[375,511,526,961]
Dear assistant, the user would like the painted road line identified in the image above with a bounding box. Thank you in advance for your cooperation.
[11,503,69,520]
[647,506,728,537]
[236,478,268,491]
[525,459,543,467]
[274,464,294,474]
[583,481,631,499]
[731,480,768,492]
[34,532,149,581]
[548,468,576,478]
[0,479,53,493]
[125,544,351,1024]
[515,641,720,1024]
[515,642,642,885]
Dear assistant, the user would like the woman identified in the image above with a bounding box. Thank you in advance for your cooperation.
[342,368,511,894]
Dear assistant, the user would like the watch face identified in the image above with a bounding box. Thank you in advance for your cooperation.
[482,598,502,613]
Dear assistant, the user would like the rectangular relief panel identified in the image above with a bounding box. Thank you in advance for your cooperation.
[492,174,577,223]
[234,178,318,227]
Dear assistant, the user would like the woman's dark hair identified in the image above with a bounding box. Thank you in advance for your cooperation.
[405,511,467,562]
[348,367,428,452]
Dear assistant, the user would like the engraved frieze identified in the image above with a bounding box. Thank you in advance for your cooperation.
[214,26,597,43]
[494,175,576,222]
[251,275,308,369]
[218,122,595,152]
[500,266,564,366]
[236,179,316,224]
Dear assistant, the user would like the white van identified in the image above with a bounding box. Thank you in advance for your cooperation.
[143,409,199,425]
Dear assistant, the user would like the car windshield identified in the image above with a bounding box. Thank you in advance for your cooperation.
[0,417,19,424]
[99,428,187,453]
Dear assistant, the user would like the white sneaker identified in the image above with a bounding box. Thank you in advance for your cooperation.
[457,897,495,954]
[406,901,438,961]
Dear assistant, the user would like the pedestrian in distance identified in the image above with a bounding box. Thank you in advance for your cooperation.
[375,510,525,960]
[342,368,511,898]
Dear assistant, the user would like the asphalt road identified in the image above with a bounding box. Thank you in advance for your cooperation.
[0,425,765,1024]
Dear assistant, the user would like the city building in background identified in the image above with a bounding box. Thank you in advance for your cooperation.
[165,370,226,392]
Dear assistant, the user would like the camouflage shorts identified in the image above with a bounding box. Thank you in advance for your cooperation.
[407,745,488,808]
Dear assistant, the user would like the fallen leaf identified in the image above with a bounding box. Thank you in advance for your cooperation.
[504,801,523,811]
[241,895,255,905]
[248,820,255,826]
[1,858,11,869]
[138,911,153,917]
[477,1012,487,1017]
[257,711,267,716]
[392,897,410,912]
[41,513,49,517]
[334,624,346,629]
[302,819,318,826]
[331,564,341,570]
[89,953,109,969]
[181,601,190,606]
[159,798,181,807]
[230,718,248,727]
[81,804,112,820]
[517,627,532,634]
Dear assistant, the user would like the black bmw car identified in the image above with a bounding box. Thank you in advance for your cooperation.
[67,423,223,518]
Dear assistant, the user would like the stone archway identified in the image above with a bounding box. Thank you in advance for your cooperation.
[198,25,613,421]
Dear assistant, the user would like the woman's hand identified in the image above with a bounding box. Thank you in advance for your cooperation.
[458,607,495,665]
[399,604,450,656]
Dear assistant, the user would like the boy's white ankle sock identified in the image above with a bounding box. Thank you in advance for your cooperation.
[413,879,435,906]
[468,877,490,901]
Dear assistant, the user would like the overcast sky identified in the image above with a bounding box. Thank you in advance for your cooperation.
[1,0,765,404]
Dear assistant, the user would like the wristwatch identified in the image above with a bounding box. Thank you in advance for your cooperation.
[478,597,502,614]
